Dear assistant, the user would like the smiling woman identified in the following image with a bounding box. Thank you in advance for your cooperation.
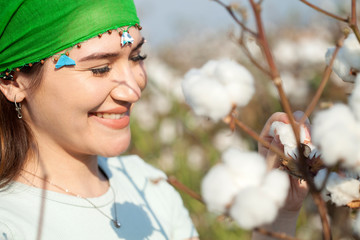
[0,1,198,240]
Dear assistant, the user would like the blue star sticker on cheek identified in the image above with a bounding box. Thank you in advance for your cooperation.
[121,32,134,46]
[55,55,76,69]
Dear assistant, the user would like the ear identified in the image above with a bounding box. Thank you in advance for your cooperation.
[0,73,28,103]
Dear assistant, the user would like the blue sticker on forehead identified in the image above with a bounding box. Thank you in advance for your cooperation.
[121,32,134,46]
[55,55,76,69]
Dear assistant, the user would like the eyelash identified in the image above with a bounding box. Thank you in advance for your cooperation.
[130,54,147,62]
[89,54,147,76]
[91,66,111,76]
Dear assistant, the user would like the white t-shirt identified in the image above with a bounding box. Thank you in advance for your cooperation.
[0,155,198,240]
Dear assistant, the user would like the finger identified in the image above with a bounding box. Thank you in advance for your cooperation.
[258,112,290,153]
[265,139,283,170]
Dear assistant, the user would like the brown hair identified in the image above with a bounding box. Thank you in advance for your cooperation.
[0,63,44,188]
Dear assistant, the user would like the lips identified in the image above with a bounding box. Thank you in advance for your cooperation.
[89,107,130,129]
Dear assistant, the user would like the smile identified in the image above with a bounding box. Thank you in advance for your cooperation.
[89,110,130,130]
[94,112,128,119]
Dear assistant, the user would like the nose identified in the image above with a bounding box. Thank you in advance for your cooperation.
[110,63,141,103]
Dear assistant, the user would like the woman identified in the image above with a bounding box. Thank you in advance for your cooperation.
[0,1,198,239]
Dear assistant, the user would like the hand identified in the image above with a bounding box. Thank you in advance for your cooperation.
[258,111,309,212]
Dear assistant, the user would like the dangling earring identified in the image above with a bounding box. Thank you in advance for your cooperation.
[14,95,23,119]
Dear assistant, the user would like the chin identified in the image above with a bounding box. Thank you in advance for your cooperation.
[98,136,131,157]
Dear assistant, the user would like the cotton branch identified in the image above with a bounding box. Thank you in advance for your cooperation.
[151,176,204,203]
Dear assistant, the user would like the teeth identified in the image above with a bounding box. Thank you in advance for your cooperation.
[95,113,125,119]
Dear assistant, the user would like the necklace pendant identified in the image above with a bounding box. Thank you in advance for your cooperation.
[113,220,121,228]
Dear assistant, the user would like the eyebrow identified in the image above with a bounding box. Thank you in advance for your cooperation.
[79,37,146,62]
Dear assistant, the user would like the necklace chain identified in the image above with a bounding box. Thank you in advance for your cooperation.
[19,170,121,228]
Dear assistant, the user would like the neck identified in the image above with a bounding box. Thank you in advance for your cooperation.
[18,149,109,198]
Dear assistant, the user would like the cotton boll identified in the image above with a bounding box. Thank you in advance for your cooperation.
[261,169,290,207]
[182,70,232,121]
[269,121,309,158]
[326,173,360,206]
[342,33,360,70]
[230,188,278,230]
[214,59,255,107]
[201,164,240,214]
[325,48,355,83]
[200,60,218,76]
[182,59,255,122]
[312,104,360,167]
[222,148,267,188]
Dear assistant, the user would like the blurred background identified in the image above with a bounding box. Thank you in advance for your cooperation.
[126,1,357,239]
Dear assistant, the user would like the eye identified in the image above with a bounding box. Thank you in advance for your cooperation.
[90,66,111,76]
[130,54,147,62]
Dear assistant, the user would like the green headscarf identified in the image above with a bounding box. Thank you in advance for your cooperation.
[0,0,140,72]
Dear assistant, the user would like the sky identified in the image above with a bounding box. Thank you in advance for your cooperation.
[132,0,340,48]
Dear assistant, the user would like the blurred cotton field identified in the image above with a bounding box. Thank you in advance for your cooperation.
[125,1,360,239]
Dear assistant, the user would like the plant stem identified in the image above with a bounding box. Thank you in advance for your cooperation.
[312,192,332,240]
[248,0,298,139]
[166,176,204,203]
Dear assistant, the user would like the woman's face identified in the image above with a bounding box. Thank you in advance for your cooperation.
[22,27,147,158]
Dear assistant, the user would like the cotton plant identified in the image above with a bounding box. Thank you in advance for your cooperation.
[181,58,255,122]
[201,148,290,230]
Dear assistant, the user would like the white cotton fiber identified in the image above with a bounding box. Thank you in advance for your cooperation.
[201,164,240,214]
[182,59,255,121]
[214,59,255,107]
[222,148,267,188]
[342,33,360,70]
[261,169,290,207]
[315,169,360,206]
[182,70,232,121]
[269,121,309,158]
[325,33,360,83]
[325,172,360,206]
[312,104,360,168]
[230,188,278,230]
